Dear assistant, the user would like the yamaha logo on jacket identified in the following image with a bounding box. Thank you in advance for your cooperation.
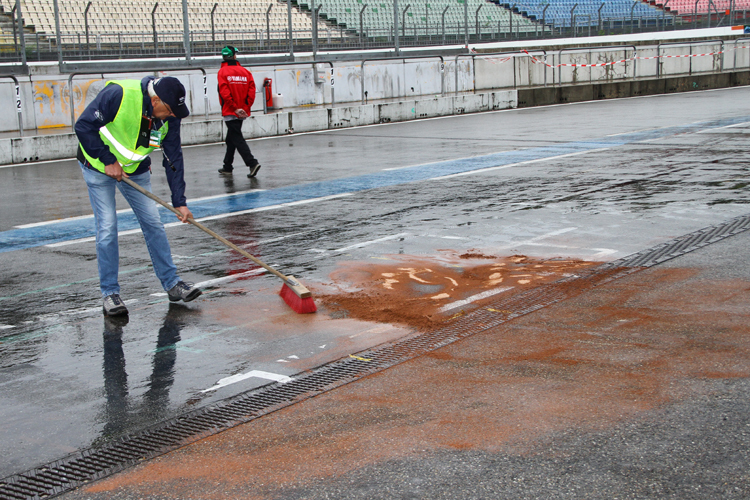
[218,60,256,118]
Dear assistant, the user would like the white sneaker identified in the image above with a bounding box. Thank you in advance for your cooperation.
[103,294,128,316]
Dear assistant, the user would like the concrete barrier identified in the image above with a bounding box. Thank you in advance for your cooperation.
[516,70,750,108]
[3,66,749,165]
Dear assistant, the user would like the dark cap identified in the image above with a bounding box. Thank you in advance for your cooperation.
[152,76,189,119]
[221,45,238,58]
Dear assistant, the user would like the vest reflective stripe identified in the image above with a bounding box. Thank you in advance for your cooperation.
[80,80,168,174]
[99,125,149,164]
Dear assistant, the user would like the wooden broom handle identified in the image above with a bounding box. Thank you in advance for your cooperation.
[121,176,294,285]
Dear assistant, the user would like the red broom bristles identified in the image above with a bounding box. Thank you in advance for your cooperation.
[279,283,317,314]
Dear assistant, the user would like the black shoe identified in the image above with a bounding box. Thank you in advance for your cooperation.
[247,163,261,178]
[218,167,233,175]
[167,281,202,303]
[103,294,128,316]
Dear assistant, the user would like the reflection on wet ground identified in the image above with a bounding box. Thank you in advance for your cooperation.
[97,305,191,447]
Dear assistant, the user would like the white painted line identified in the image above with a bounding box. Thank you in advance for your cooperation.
[188,189,267,203]
[522,241,619,258]
[45,228,145,248]
[605,127,662,137]
[194,193,353,223]
[591,248,618,258]
[331,233,410,253]
[193,269,268,288]
[696,121,750,133]
[34,193,346,239]
[439,286,514,312]
[17,190,271,229]
[45,236,97,247]
[431,149,612,181]
[201,370,292,393]
[35,299,139,323]
[419,234,471,240]
[45,195,351,248]
[496,227,578,250]
[723,121,750,129]
[150,268,268,296]
[17,212,100,228]
[382,154,489,171]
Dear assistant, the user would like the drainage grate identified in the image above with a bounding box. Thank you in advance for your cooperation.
[2,213,749,500]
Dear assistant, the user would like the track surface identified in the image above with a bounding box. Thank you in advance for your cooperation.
[1,88,750,495]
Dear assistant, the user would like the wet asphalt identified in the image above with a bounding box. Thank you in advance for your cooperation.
[1,87,750,497]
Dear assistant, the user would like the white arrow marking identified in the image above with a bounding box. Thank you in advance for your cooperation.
[201,370,292,393]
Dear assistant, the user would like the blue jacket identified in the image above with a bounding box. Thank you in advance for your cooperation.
[75,76,187,207]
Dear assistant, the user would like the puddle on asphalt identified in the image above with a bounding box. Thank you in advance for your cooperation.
[315,252,600,331]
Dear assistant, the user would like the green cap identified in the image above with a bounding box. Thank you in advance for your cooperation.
[221,46,237,57]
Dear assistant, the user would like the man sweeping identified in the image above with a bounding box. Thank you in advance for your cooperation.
[216,45,262,178]
[75,76,202,317]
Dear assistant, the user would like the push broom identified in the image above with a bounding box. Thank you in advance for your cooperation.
[121,177,316,314]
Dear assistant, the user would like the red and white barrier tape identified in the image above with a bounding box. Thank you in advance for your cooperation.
[467,46,750,70]
[517,47,750,69]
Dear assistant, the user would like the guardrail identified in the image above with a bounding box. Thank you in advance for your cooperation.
[452,39,748,95]
[557,45,638,85]
[0,76,24,138]
[656,39,723,77]
[3,39,750,137]
[361,55,445,104]
[67,68,209,130]
[239,59,336,109]
[456,50,549,93]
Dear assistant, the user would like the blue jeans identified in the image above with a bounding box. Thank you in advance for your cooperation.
[80,163,180,297]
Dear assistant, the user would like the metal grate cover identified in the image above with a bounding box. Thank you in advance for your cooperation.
[2,212,749,500]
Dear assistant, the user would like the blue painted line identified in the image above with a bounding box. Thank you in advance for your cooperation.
[1,117,747,254]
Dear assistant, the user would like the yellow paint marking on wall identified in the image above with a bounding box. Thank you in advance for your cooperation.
[71,79,98,120]
[34,78,100,128]
[34,82,56,115]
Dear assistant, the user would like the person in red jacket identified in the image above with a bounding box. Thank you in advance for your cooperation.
[216,46,261,178]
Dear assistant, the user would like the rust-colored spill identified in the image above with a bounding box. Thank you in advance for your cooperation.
[83,263,750,500]
[317,254,598,330]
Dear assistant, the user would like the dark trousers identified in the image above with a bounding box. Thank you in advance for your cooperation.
[223,118,257,170]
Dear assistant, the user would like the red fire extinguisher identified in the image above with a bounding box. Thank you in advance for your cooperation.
[263,78,273,109]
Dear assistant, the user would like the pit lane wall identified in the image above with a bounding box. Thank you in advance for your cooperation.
[1,29,749,165]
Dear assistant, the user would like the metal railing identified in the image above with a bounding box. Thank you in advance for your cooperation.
[67,68,208,128]
[0,75,24,137]
[455,50,549,93]
[656,39,724,77]
[3,7,742,65]
[2,39,749,136]
[361,55,445,103]
[557,45,638,85]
